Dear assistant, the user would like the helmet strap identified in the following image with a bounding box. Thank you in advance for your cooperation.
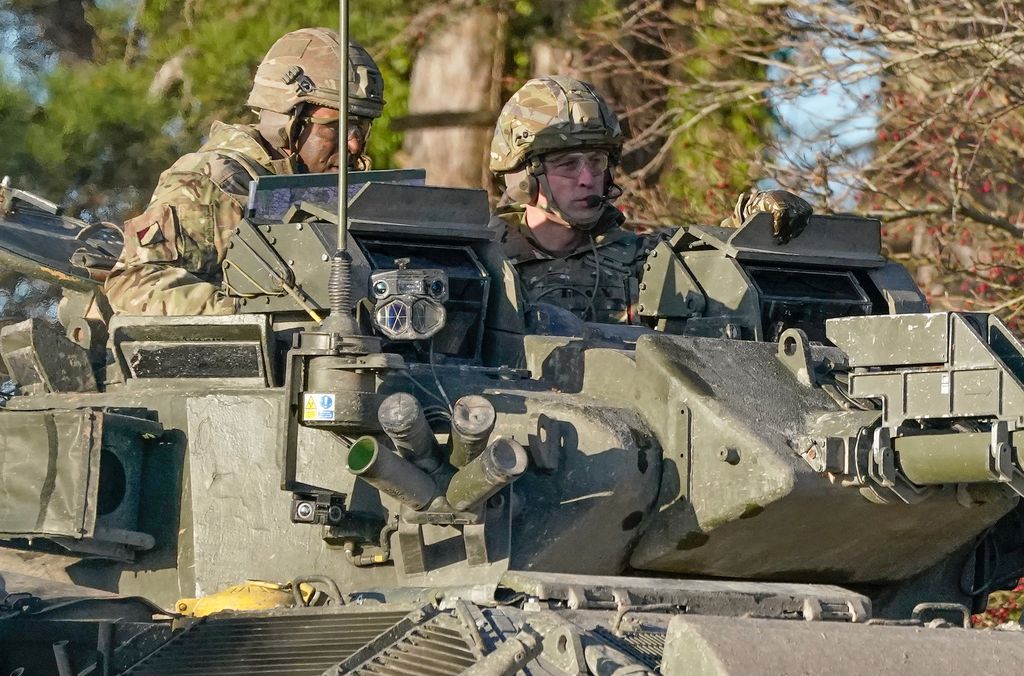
[286,104,308,154]
[520,175,539,203]
[251,110,300,173]
[266,110,303,173]
[353,153,373,171]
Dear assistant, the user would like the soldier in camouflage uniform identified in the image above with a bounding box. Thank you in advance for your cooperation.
[489,76,811,324]
[103,28,385,315]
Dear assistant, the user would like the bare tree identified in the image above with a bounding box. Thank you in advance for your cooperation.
[579,1,1024,328]
[577,1,779,228]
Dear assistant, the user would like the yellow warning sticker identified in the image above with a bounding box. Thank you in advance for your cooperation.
[302,393,336,421]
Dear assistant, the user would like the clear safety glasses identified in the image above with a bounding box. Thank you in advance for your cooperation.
[543,151,610,179]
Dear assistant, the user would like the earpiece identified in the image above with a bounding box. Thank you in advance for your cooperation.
[605,182,623,202]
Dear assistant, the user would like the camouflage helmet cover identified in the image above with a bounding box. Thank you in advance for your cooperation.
[247,28,385,120]
[490,76,623,174]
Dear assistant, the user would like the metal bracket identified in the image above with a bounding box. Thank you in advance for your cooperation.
[865,427,931,505]
[400,499,483,526]
[464,521,490,567]
[777,328,815,387]
[802,597,870,623]
[0,591,36,614]
[531,414,564,472]
[821,427,874,485]
[809,426,932,505]
[911,602,971,628]
[396,519,428,576]
[989,421,1015,484]
[291,491,347,526]
[988,420,1024,498]
[461,624,545,676]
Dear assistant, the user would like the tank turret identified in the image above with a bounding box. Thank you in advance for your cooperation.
[3,174,1024,674]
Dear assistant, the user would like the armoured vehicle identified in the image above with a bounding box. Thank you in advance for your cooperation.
[2,170,1024,675]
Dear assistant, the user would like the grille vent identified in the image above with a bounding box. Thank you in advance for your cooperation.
[594,627,666,672]
[124,609,411,675]
[346,613,481,675]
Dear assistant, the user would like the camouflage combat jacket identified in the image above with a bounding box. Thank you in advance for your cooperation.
[489,205,655,324]
[104,122,294,315]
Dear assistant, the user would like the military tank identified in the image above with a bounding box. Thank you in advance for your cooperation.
[3,168,1024,675]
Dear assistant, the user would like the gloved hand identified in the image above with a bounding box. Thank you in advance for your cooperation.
[733,190,812,244]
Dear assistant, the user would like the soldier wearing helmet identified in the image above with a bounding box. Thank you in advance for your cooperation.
[489,75,810,325]
[104,28,385,316]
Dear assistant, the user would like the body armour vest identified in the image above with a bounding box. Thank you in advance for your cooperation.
[488,207,654,325]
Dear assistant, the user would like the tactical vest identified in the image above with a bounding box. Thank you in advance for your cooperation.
[489,210,653,325]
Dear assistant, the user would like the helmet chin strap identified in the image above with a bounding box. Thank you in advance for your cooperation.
[283,111,306,172]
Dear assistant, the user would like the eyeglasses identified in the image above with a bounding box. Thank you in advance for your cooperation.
[302,115,373,142]
[543,151,610,179]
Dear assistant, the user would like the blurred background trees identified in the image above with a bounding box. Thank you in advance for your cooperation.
[3,0,1024,328]
[0,0,769,220]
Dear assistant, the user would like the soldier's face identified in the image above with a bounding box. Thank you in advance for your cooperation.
[295,106,372,173]
[539,150,609,225]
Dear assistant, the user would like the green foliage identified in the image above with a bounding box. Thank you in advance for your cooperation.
[0,0,773,228]
[664,4,773,222]
[146,0,418,173]
[352,1,414,169]
[22,62,174,219]
[502,0,617,91]
[974,581,1024,627]
[0,0,419,219]
[574,0,620,25]
[0,78,39,183]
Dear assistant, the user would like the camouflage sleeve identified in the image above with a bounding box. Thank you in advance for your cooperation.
[103,173,242,316]
[103,264,236,315]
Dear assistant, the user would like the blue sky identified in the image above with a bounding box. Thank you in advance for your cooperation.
[766,16,882,207]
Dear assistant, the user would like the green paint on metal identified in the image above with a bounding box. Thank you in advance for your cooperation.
[675,532,710,550]
[739,504,764,520]
[348,437,377,473]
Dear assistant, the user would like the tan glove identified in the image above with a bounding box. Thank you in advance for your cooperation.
[733,190,812,244]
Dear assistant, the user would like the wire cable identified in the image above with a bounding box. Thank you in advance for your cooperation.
[399,371,449,409]
[586,234,601,321]
[429,339,453,413]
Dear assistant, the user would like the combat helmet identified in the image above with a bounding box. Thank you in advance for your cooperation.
[490,76,622,175]
[491,76,624,230]
[248,28,385,152]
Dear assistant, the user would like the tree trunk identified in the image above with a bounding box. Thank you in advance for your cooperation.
[400,7,505,189]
